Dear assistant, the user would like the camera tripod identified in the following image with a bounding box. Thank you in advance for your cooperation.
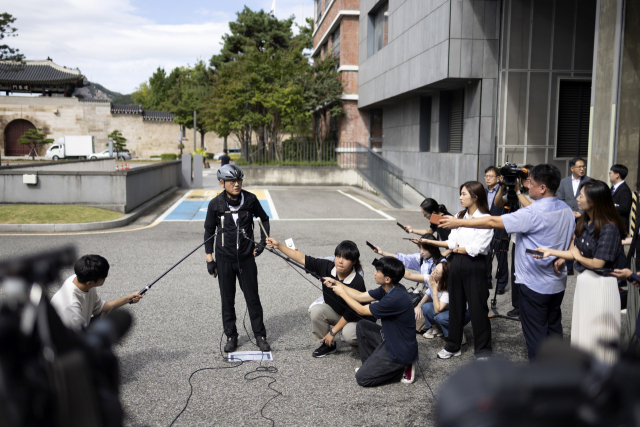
[487,184,521,322]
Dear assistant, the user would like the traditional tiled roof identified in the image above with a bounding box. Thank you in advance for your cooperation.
[109,104,174,122]
[0,60,86,85]
[79,98,110,103]
[142,110,176,121]
[111,104,144,114]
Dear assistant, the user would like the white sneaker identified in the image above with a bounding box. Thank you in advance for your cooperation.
[423,325,444,339]
[401,363,416,384]
[355,367,360,373]
[437,348,461,359]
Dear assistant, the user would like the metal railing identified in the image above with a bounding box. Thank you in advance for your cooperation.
[235,139,347,167]
[352,142,404,208]
[234,139,404,208]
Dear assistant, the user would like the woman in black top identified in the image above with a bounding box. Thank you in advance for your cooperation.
[403,198,453,242]
[536,180,627,363]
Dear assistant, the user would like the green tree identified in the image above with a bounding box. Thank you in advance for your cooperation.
[0,13,25,64]
[18,128,54,160]
[107,130,127,160]
[210,7,297,70]
[298,54,344,161]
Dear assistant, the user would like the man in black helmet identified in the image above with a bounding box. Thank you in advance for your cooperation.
[204,164,271,353]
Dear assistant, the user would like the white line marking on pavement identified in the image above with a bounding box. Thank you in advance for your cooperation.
[336,190,395,220]
[156,190,192,222]
[263,190,279,220]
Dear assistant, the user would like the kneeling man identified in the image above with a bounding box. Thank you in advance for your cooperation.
[324,256,418,386]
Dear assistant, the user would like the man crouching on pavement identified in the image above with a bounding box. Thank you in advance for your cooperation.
[324,256,419,386]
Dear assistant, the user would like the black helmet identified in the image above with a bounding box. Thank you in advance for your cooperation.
[217,164,244,181]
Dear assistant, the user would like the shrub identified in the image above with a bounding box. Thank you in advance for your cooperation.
[150,155,161,158]
[160,153,178,161]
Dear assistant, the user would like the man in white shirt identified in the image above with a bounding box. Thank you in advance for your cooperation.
[50,255,142,331]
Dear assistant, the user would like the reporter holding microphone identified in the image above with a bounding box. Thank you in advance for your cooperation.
[419,181,494,359]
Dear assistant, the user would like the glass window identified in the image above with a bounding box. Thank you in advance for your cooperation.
[316,0,323,23]
[372,2,389,55]
[555,80,591,158]
[332,27,340,56]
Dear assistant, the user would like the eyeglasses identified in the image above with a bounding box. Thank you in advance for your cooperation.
[227,179,243,185]
[572,165,586,169]
[484,175,497,178]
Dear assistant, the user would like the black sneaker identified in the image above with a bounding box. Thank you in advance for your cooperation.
[507,308,519,318]
[256,336,271,352]
[312,342,337,358]
[224,336,238,353]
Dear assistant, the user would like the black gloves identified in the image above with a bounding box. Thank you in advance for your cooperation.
[207,260,218,277]
[254,244,264,257]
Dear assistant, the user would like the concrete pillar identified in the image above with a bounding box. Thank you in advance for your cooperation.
[588,0,625,182]
[192,154,203,189]
[181,154,191,188]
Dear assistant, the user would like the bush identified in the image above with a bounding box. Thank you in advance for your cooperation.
[150,155,161,159]
[160,153,178,161]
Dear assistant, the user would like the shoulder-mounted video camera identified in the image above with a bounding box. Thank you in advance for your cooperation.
[0,247,130,427]
[500,162,529,188]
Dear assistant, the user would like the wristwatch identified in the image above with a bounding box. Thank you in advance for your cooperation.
[329,329,336,337]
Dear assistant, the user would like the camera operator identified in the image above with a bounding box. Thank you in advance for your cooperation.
[50,255,142,331]
[493,164,534,317]
[484,166,509,293]
[440,165,575,361]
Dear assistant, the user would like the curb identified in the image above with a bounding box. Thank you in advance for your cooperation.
[0,187,180,233]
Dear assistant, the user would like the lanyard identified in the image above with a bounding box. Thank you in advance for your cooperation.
[385,285,397,296]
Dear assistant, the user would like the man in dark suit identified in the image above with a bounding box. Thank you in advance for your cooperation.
[557,157,591,219]
[557,157,591,275]
[484,166,508,293]
[610,164,632,230]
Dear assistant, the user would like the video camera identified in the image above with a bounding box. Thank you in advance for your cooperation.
[436,339,640,427]
[499,162,529,188]
[0,247,131,427]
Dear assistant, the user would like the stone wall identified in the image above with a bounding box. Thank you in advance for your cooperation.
[0,96,237,158]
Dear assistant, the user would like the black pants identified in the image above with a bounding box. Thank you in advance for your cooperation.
[355,320,405,387]
[445,254,492,357]
[519,284,564,361]
[217,256,266,338]
[486,241,509,290]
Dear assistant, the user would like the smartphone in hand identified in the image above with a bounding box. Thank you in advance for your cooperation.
[397,222,406,230]
[525,249,544,257]
[430,214,445,225]
[366,241,376,250]
[593,268,614,274]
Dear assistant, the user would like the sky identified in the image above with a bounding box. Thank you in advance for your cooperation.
[7,0,314,94]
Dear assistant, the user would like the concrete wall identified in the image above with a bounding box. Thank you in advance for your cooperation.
[243,166,360,186]
[2,158,115,172]
[497,0,597,177]
[0,97,239,158]
[616,0,640,185]
[0,160,181,213]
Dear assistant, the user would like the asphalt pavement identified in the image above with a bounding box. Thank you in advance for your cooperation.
[0,184,584,427]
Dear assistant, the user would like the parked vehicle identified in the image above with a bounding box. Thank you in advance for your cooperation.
[45,136,95,160]
[90,149,132,161]
[213,147,242,160]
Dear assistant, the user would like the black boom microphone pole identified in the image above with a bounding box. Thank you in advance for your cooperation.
[129,234,217,303]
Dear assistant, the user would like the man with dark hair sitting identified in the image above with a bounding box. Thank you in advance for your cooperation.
[50,255,142,331]
[324,257,419,386]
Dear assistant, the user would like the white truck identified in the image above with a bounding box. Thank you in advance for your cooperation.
[45,136,95,160]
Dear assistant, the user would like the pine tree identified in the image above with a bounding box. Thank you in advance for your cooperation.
[18,128,54,160]
[107,130,127,160]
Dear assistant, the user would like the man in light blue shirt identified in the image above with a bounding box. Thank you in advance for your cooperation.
[440,164,575,360]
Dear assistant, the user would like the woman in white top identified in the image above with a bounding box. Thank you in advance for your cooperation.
[419,181,494,359]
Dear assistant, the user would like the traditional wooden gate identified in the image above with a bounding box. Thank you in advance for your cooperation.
[4,119,36,156]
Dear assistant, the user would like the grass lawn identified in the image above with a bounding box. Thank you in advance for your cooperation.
[0,205,124,224]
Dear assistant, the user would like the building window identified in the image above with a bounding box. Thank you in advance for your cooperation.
[330,114,339,141]
[439,89,464,153]
[369,109,383,149]
[419,97,432,152]
[316,0,323,24]
[332,27,340,70]
[368,2,389,57]
[556,80,591,158]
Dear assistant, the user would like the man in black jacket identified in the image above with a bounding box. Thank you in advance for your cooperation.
[610,164,632,230]
[204,164,271,353]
